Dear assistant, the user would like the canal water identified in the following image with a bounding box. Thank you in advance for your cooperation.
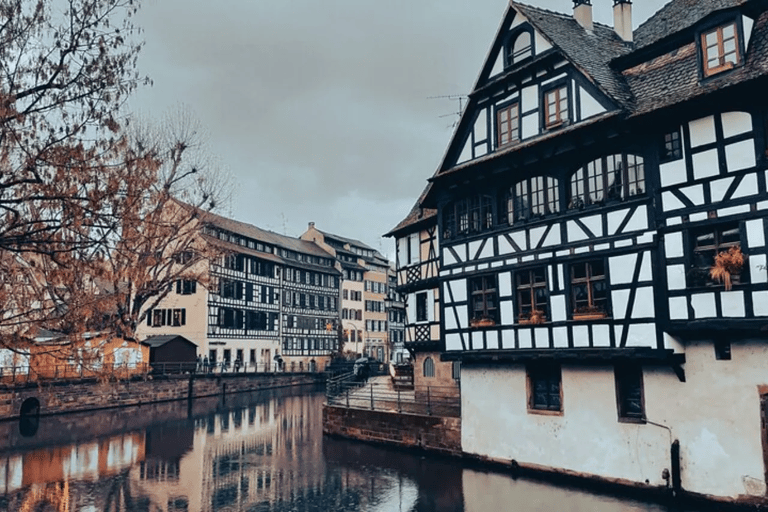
[0,385,699,512]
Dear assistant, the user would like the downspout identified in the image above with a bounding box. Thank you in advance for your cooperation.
[645,419,681,496]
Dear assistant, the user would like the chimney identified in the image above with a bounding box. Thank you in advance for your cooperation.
[308,222,315,229]
[573,0,593,32]
[613,0,633,42]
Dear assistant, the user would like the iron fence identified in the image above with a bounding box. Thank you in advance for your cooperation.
[326,379,461,418]
[0,360,326,384]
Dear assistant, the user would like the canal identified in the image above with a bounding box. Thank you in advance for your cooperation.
[0,385,700,512]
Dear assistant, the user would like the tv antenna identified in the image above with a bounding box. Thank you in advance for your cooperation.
[428,94,467,129]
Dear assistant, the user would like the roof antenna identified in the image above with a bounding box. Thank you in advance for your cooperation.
[428,94,467,129]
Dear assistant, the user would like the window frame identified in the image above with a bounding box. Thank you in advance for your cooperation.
[660,128,683,164]
[570,260,609,319]
[496,100,520,148]
[687,223,745,289]
[415,292,428,323]
[468,274,499,327]
[516,267,550,323]
[506,176,560,225]
[699,19,743,78]
[441,193,496,241]
[504,26,534,68]
[568,153,646,210]
[614,364,645,423]
[527,363,563,414]
[542,82,570,129]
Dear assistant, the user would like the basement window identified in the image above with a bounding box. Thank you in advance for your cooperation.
[615,364,645,422]
[527,363,562,413]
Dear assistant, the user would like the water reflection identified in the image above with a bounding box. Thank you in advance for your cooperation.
[0,387,691,512]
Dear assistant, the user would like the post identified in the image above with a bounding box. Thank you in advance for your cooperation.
[671,439,682,494]
[346,387,350,408]
[397,389,401,413]
[427,387,431,416]
[370,383,374,410]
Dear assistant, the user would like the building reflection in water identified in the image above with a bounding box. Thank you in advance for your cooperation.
[0,389,676,512]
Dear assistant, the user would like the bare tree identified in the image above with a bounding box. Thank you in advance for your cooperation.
[0,0,147,257]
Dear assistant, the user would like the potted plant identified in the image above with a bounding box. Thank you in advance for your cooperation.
[519,310,547,325]
[470,316,496,328]
[572,305,607,320]
[710,245,745,291]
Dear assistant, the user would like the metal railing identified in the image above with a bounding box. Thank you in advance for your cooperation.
[326,379,460,417]
[0,360,326,384]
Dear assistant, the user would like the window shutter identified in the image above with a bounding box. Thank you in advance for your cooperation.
[147,310,153,326]
[181,309,186,326]
[176,280,181,294]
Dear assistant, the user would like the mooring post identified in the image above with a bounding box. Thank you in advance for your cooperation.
[427,387,431,416]
[397,389,401,413]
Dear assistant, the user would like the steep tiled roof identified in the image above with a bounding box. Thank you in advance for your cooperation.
[202,209,334,260]
[635,0,750,49]
[626,9,768,115]
[512,1,634,107]
[385,184,436,237]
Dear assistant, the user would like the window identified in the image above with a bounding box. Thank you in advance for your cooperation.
[571,260,608,318]
[689,223,743,288]
[505,29,533,67]
[544,86,568,128]
[497,102,520,147]
[660,129,682,163]
[715,338,732,360]
[469,275,498,327]
[569,154,645,209]
[615,364,645,422]
[507,176,559,224]
[423,357,435,378]
[527,363,562,412]
[701,22,741,77]
[171,309,186,327]
[415,292,428,322]
[442,194,495,240]
[516,268,548,323]
[176,279,197,295]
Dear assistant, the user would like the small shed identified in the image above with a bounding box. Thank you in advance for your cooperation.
[142,335,197,365]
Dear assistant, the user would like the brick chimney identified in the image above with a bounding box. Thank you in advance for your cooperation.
[574,0,593,32]
[613,0,633,42]
[308,222,315,229]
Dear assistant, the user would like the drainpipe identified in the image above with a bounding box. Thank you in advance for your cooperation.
[645,419,681,496]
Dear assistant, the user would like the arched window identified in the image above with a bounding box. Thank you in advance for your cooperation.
[423,357,435,378]
[506,176,559,225]
[442,194,495,240]
[569,154,645,209]
[506,29,533,67]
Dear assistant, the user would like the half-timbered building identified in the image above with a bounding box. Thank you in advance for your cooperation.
[386,188,460,397]
[413,0,768,503]
[137,212,341,372]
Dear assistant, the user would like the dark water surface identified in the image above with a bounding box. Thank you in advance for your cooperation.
[0,386,695,512]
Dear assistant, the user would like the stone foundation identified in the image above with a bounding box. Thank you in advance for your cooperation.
[322,404,461,456]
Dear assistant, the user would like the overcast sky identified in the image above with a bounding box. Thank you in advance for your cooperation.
[129,0,669,260]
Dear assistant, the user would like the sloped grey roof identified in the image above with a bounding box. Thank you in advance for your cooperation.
[143,335,197,348]
[626,8,768,115]
[635,0,750,49]
[201,209,334,260]
[512,1,634,107]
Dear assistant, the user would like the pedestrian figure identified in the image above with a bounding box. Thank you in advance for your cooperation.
[196,355,201,373]
[234,358,241,373]
[203,356,209,373]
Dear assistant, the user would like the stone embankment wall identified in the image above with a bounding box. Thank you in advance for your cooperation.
[0,372,322,420]
[322,405,461,456]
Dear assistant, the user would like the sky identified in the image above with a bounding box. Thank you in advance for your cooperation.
[129,0,670,261]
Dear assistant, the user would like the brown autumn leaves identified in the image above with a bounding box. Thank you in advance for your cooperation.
[0,0,228,355]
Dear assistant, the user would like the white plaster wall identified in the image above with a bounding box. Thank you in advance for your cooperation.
[461,340,768,499]
[461,365,670,486]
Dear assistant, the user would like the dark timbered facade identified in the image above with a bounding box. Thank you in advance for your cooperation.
[401,0,768,502]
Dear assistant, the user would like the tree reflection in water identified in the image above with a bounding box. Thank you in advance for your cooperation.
[0,387,680,512]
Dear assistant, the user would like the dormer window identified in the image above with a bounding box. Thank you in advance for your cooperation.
[544,85,569,129]
[701,22,741,77]
[505,30,533,67]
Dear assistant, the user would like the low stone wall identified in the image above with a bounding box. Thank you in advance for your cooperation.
[0,372,322,420]
[322,404,461,456]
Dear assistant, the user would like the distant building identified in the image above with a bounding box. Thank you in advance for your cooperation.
[300,223,395,362]
[137,212,341,372]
